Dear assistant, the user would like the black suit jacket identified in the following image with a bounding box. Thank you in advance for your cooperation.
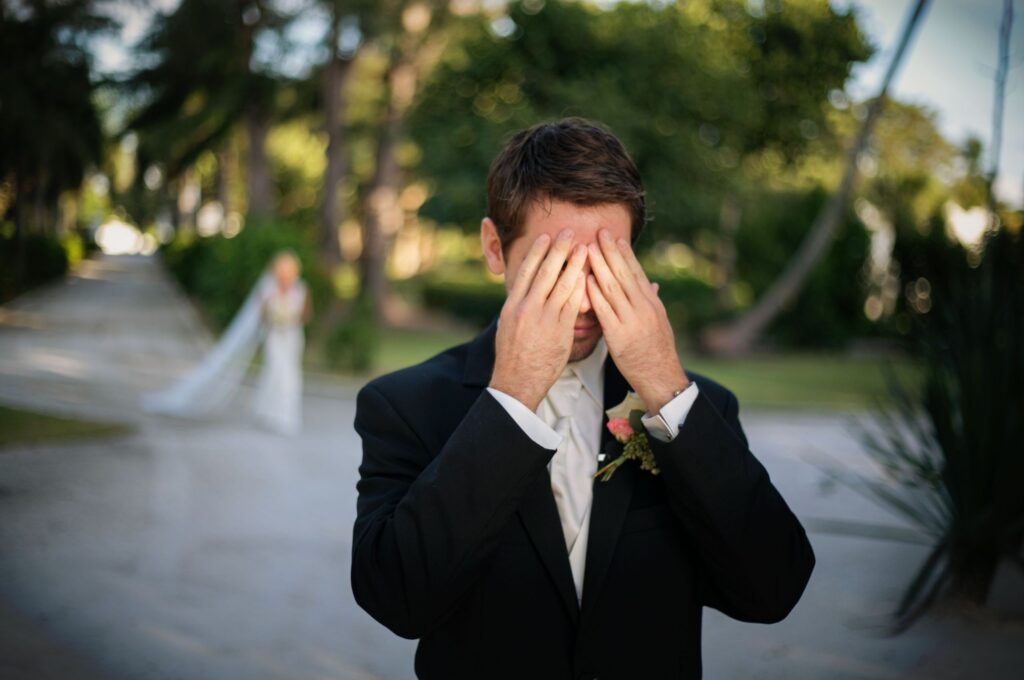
[351,314,814,679]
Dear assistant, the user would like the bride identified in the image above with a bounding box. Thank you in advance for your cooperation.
[143,250,311,435]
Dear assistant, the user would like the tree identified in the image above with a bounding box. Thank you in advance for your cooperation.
[313,0,378,271]
[122,0,292,221]
[357,0,447,324]
[702,0,932,354]
[0,0,112,280]
[409,0,870,247]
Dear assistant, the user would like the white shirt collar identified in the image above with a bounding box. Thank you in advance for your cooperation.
[565,335,607,408]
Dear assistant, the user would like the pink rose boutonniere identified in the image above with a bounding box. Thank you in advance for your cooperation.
[593,390,660,482]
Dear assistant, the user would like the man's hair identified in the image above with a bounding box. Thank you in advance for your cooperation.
[485,117,647,253]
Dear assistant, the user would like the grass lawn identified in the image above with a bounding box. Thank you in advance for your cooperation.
[685,353,919,411]
[338,327,919,412]
[0,405,132,449]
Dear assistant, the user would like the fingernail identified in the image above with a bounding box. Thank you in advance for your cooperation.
[560,228,573,239]
[538,233,550,244]
[599,229,610,240]
[617,238,627,247]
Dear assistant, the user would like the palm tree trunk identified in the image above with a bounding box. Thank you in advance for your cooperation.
[985,0,1013,227]
[701,0,932,355]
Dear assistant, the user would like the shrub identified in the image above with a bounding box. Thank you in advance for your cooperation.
[162,220,331,332]
[852,225,1024,631]
[0,230,70,302]
[419,269,506,326]
[324,292,378,373]
[734,185,874,348]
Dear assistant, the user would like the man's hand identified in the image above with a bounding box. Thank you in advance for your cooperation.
[586,228,689,415]
[490,228,588,412]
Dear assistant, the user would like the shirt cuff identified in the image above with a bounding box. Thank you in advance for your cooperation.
[640,382,700,442]
[486,387,563,450]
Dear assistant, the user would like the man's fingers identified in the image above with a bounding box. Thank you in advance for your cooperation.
[615,236,656,302]
[507,232,551,306]
[547,242,587,310]
[560,271,587,323]
[526,228,575,304]
[587,242,629,318]
[597,229,642,304]
[587,274,620,326]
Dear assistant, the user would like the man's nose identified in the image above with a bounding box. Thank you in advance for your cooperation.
[578,259,592,313]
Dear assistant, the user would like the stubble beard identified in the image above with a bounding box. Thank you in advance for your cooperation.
[568,329,602,363]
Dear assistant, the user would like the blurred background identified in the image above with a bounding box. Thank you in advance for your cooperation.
[0,1,1022,679]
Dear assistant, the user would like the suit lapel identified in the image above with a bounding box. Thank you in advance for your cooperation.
[579,354,634,620]
[516,469,582,625]
[460,314,637,626]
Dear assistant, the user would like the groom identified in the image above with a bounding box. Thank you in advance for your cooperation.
[351,117,814,679]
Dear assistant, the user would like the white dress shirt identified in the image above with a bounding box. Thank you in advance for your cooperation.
[486,334,699,602]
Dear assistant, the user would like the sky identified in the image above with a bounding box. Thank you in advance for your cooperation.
[837,0,1023,207]
[92,0,1024,208]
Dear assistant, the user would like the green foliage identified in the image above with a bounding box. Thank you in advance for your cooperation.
[123,0,290,178]
[418,269,506,326]
[735,185,873,347]
[650,274,722,341]
[162,220,331,331]
[0,1,109,230]
[0,231,71,302]
[409,0,872,243]
[851,226,1024,630]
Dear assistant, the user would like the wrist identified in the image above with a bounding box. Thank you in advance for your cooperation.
[488,377,542,412]
[639,370,689,415]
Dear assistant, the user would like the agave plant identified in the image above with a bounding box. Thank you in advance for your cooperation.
[850,225,1024,632]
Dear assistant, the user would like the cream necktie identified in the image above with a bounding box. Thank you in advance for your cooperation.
[542,365,595,601]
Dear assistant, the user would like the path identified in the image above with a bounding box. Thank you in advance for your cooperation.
[0,254,1020,679]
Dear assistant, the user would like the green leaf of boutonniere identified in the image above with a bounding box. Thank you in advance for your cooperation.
[593,390,661,482]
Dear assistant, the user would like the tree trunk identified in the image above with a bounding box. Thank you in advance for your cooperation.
[358,58,408,326]
[701,0,932,355]
[715,193,742,306]
[11,167,27,288]
[985,0,1013,228]
[244,101,273,221]
[217,142,235,219]
[320,13,356,271]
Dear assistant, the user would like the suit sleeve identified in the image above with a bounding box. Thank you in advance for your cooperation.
[351,383,558,639]
[648,388,815,623]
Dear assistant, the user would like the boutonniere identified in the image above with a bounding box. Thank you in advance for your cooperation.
[593,390,660,482]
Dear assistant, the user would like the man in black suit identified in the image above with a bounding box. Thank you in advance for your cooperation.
[352,117,814,679]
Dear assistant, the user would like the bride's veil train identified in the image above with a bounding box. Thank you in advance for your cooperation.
[142,271,273,418]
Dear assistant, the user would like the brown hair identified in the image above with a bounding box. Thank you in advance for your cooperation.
[485,117,647,252]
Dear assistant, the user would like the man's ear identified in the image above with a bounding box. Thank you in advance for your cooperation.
[480,217,505,276]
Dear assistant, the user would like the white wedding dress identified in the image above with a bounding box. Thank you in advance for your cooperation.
[250,278,307,435]
[142,272,307,435]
